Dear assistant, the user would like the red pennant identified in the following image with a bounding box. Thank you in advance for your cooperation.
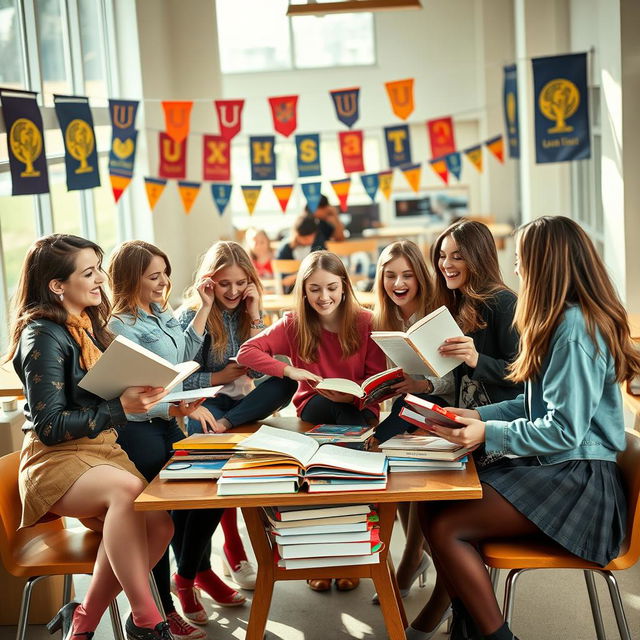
[427,116,456,158]
[338,130,365,173]
[330,177,351,212]
[203,135,231,182]
[158,132,186,179]
[429,158,449,185]
[272,184,294,213]
[268,95,298,137]
[214,99,244,141]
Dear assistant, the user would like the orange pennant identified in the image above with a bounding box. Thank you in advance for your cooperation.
[485,136,505,163]
[401,163,422,192]
[384,78,415,120]
[330,177,351,212]
[379,170,394,200]
[177,180,200,214]
[272,184,294,213]
[429,158,449,185]
[464,145,483,172]
[162,101,193,143]
[110,174,131,203]
[144,177,167,211]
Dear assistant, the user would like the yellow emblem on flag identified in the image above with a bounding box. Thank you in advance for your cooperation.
[242,185,262,215]
[384,79,415,120]
[9,118,43,177]
[538,78,580,134]
[112,137,134,159]
[65,119,95,174]
[379,170,394,200]
[178,181,201,214]
[401,164,422,193]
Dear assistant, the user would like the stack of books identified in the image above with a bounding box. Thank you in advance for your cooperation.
[379,434,473,472]
[217,425,388,495]
[266,504,383,570]
[304,423,375,448]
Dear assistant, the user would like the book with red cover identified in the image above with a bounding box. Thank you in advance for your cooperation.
[401,394,461,429]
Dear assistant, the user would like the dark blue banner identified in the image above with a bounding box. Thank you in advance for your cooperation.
[532,52,590,163]
[54,94,100,190]
[295,133,321,177]
[445,152,462,181]
[249,135,276,180]
[360,173,379,202]
[301,182,322,213]
[384,125,412,167]
[108,99,138,180]
[1,88,50,195]
[211,183,232,216]
[503,65,520,159]
[329,88,360,128]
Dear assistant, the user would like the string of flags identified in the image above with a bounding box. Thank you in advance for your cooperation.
[1,52,589,215]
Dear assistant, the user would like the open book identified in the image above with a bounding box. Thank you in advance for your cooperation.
[78,334,199,400]
[314,367,404,408]
[370,305,464,377]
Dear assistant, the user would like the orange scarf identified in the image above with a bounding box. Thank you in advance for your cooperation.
[65,312,102,370]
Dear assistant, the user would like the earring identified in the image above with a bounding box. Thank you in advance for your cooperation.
[59,293,64,302]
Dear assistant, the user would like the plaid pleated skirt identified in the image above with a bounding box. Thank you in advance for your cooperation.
[479,457,627,567]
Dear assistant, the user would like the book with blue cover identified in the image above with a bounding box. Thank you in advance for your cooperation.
[305,424,375,442]
[159,458,227,480]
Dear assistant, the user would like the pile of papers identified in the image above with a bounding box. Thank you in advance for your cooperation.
[379,434,472,472]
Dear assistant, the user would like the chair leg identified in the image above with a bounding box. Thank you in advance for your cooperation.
[584,570,606,640]
[598,570,632,640]
[108,599,126,640]
[16,575,47,640]
[149,571,166,619]
[489,567,500,593]
[502,569,527,627]
[62,574,73,605]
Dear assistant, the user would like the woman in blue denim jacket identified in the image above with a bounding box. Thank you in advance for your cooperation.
[406,217,640,640]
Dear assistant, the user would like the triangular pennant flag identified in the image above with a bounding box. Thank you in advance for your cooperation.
[110,174,132,203]
[464,145,483,172]
[378,170,394,200]
[360,173,380,202]
[272,184,294,213]
[401,163,422,192]
[162,101,193,143]
[429,158,449,185]
[330,177,351,212]
[177,180,201,214]
[301,182,322,213]
[144,177,167,210]
[485,135,505,163]
[268,95,298,137]
[384,78,415,120]
[445,152,462,181]
[241,185,262,215]
[210,183,232,216]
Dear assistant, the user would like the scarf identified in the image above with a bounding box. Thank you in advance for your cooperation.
[65,312,102,370]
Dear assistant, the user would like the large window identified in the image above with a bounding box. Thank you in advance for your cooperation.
[215,0,376,74]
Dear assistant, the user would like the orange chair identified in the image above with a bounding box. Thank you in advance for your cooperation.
[271,259,301,295]
[481,430,640,640]
[0,451,125,640]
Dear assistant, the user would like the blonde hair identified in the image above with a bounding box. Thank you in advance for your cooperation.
[292,251,362,363]
[244,227,272,261]
[373,240,434,331]
[182,241,263,359]
[508,216,640,383]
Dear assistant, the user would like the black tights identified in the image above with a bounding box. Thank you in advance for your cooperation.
[420,483,541,636]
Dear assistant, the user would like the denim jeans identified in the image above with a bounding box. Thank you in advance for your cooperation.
[300,393,377,427]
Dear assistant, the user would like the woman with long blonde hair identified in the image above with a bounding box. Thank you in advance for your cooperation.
[409,216,640,640]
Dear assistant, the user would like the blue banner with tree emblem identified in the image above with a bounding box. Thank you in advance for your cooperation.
[503,65,520,159]
[249,135,276,181]
[329,88,360,128]
[54,95,100,190]
[384,125,412,167]
[532,52,590,163]
[211,183,232,216]
[0,89,50,195]
[108,99,139,201]
[295,133,321,177]
[301,182,322,213]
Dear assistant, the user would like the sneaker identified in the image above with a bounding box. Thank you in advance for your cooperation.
[125,615,173,640]
[221,553,257,590]
[170,574,209,624]
[166,612,207,640]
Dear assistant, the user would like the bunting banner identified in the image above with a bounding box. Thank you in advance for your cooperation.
[329,87,360,128]
[445,152,462,181]
[384,78,415,120]
[401,162,422,193]
[54,94,100,190]
[203,134,231,182]
[503,64,520,159]
[272,184,294,213]
[268,95,298,137]
[249,135,276,181]
[338,130,364,174]
[301,182,322,213]
[158,132,187,179]
[330,177,351,212]
[295,133,321,177]
[108,99,138,202]
[211,183,232,216]
[378,170,394,200]
[464,144,483,172]
[384,125,412,167]
[485,135,505,163]
[241,185,262,215]
[532,52,590,163]
[177,180,200,214]
[429,158,449,185]
[162,101,193,143]
[0,88,49,195]
[215,99,245,140]
[360,173,379,202]
[427,116,456,159]
[144,177,167,211]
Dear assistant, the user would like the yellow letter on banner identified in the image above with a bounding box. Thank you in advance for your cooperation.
[341,132,361,155]
[298,138,318,163]
[385,79,415,120]
[387,129,407,153]
[252,141,273,165]
[207,139,228,164]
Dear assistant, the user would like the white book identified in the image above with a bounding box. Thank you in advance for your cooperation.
[379,434,461,451]
[274,531,373,545]
[272,522,370,536]
[78,334,199,400]
[370,305,464,376]
[266,504,372,523]
[277,553,380,570]
[276,540,376,559]
[159,459,226,480]
[163,385,223,404]
[389,463,465,472]
[307,479,388,493]
[216,477,299,496]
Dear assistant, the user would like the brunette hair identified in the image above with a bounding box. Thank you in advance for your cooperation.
[6,234,112,359]
[431,220,509,333]
[108,240,172,319]
[373,240,435,331]
[181,241,263,359]
[292,251,362,362]
[508,216,640,383]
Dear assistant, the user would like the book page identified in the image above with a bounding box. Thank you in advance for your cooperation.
[164,385,222,404]
[315,378,365,398]
[308,444,387,476]
[370,335,433,375]
[236,425,319,467]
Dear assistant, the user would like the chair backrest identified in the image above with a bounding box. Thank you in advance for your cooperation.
[271,259,301,295]
[0,451,63,575]
[325,239,378,257]
[613,429,640,568]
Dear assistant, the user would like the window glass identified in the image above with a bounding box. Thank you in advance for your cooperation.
[0,0,26,90]
[94,156,118,255]
[49,161,83,235]
[78,0,109,103]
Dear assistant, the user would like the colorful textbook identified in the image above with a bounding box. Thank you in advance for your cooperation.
[314,367,404,408]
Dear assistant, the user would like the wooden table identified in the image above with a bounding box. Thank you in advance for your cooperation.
[629,313,640,340]
[263,290,376,313]
[0,364,22,397]
[135,419,482,639]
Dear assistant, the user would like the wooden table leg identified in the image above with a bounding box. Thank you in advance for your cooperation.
[241,507,275,640]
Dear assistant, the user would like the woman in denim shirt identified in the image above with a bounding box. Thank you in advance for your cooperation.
[406,217,640,640]
[108,241,245,640]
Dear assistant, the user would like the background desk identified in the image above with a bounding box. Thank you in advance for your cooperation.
[262,290,376,314]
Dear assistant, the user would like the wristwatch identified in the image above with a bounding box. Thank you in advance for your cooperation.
[424,379,434,394]
[250,318,265,330]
